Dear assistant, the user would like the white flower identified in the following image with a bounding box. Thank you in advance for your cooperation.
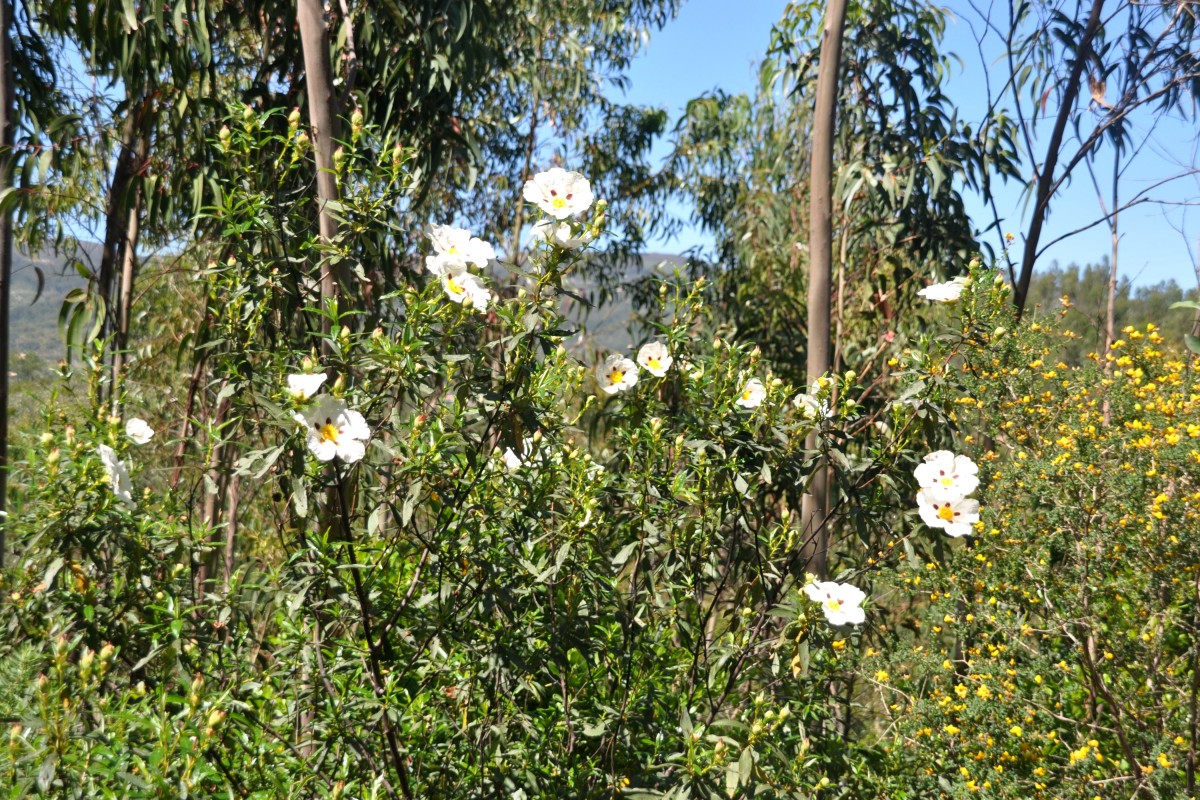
[531,219,594,250]
[804,580,867,626]
[917,486,980,537]
[917,276,968,302]
[636,342,673,377]
[293,395,370,463]
[499,438,545,471]
[501,447,526,471]
[441,269,492,312]
[523,168,594,219]
[124,418,154,445]
[427,224,496,269]
[914,451,979,496]
[596,354,638,395]
[736,378,767,408]
[792,390,832,423]
[97,445,134,506]
[287,372,327,401]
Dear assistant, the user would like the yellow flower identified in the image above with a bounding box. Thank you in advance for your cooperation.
[944,724,960,735]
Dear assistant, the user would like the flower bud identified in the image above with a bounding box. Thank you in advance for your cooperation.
[287,107,301,129]
[46,448,60,466]
[39,432,53,447]
[217,125,231,143]
[79,648,95,680]
[99,643,115,662]
[242,105,255,122]
[206,709,225,729]
[333,146,346,168]
[294,131,309,149]
[350,108,364,131]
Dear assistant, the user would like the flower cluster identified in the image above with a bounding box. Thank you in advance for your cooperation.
[596,342,673,395]
[525,168,596,251]
[916,451,980,537]
[425,225,495,312]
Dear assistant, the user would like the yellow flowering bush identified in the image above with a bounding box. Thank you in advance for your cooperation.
[877,273,1200,799]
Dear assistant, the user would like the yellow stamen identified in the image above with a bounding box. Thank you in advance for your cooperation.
[608,369,624,385]
[647,358,661,371]
[940,476,955,486]
[318,422,339,443]
[552,197,567,209]
[938,505,956,522]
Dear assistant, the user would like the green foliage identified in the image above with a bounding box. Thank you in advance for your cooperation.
[0,112,924,798]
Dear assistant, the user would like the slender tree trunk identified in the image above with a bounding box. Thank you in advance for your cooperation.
[296,0,345,761]
[1101,163,1119,424]
[801,0,849,580]
[195,389,231,595]
[111,133,148,414]
[222,472,240,591]
[297,0,344,350]
[98,108,144,333]
[0,0,13,567]
[1013,0,1105,318]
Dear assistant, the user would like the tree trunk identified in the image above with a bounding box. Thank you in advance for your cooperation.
[1013,0,1105,318]
[801,0,849,580]
[98,106,145,336]
[111,133,148,414]
[0,0,13,567]
[297,0,344,349]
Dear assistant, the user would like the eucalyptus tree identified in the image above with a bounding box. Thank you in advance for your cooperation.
[666,0,1019,579]
[671,0,1018,385]
[978,0,1200,317]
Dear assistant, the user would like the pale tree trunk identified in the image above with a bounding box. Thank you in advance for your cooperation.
[296,0,343,762]
[801,0,848,581]
[111,132,148,414]
[298,0,344,349]
[0,0,13,567]
[1101,163,1119,424]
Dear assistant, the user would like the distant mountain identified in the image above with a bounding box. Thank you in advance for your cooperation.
[9,243,96,372]
[3,245,695,372]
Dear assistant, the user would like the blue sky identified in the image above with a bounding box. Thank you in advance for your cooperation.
[615,0,1198,289]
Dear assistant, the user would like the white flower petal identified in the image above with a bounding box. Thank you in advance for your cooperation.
[596,354,639,395]
[523,168,595,219]
[917,276,968,302]
[124,418,154,445]
[287,372,328,401]
[736,378,767,408]
[636,342,673,377]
